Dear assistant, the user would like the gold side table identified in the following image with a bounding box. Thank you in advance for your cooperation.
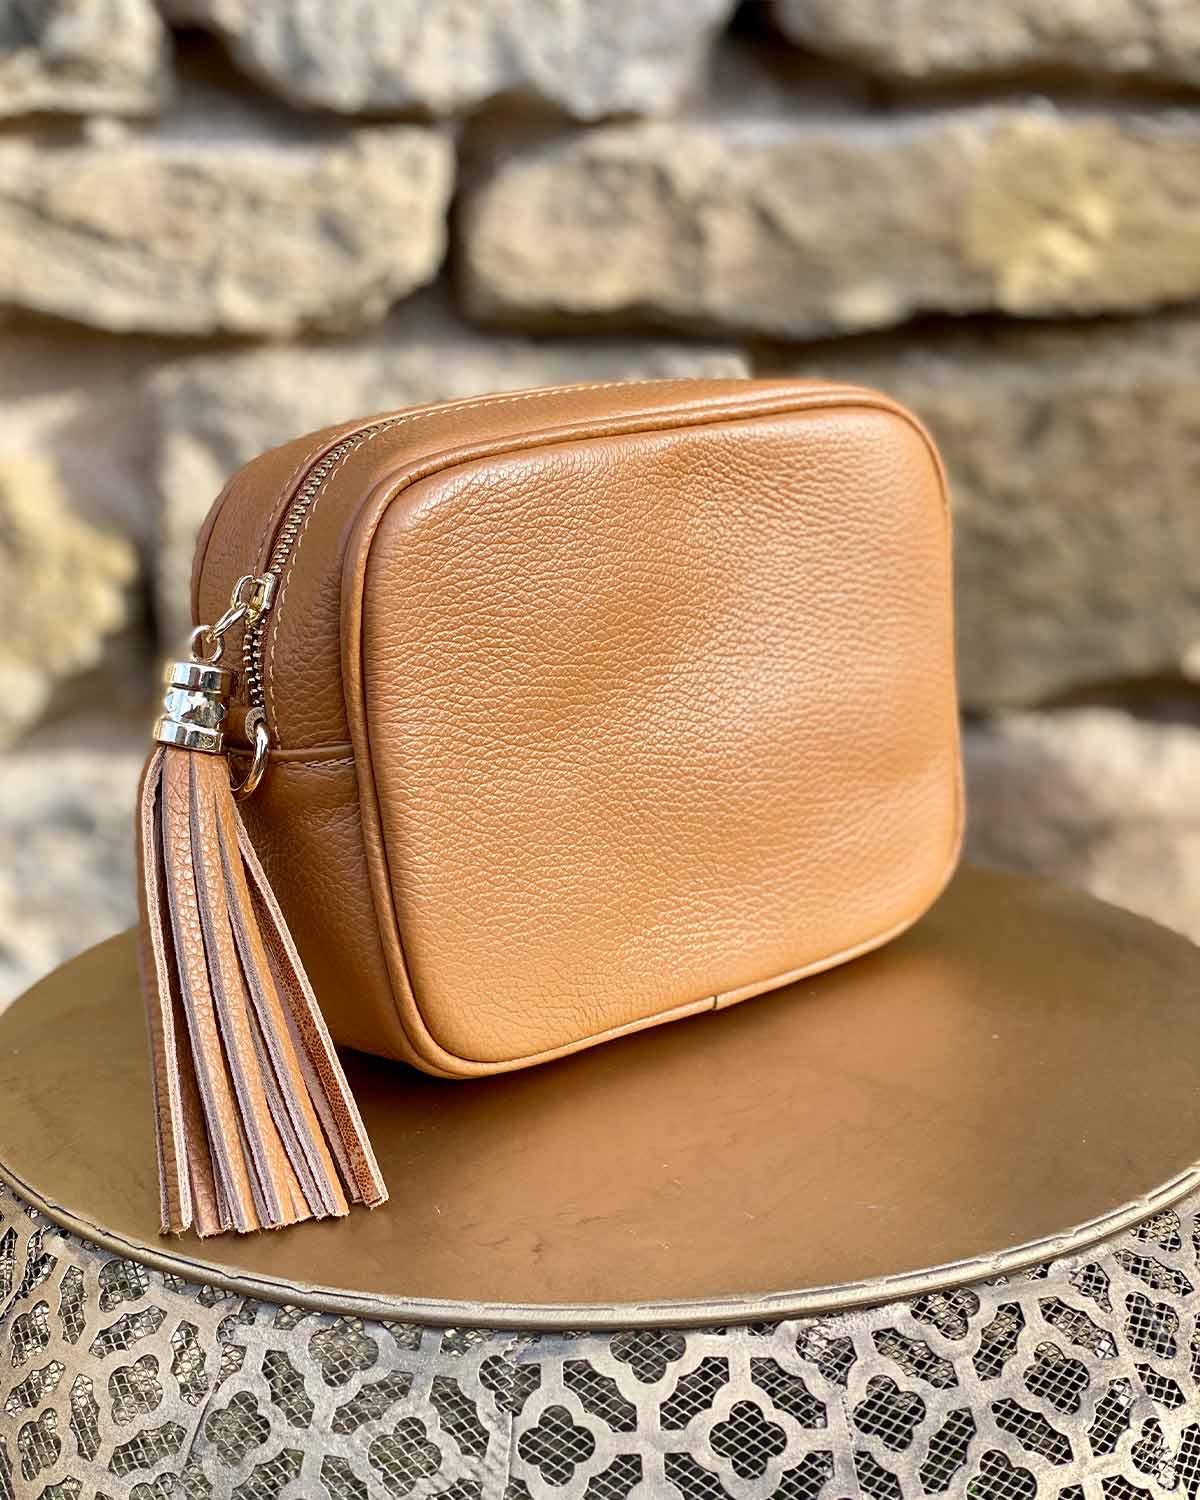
[0,867,1198,1498]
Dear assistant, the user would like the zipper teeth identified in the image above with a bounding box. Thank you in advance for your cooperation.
[242,421,392,714]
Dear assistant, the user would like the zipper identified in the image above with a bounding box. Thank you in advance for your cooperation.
[223,383,717,746]
[213,381,871,789]
[237,420,395,722]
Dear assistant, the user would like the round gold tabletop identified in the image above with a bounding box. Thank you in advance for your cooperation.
[1,866,1198,1328]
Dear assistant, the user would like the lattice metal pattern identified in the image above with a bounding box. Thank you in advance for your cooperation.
[0,1182,1198,1497]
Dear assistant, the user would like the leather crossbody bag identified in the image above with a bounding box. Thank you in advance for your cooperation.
[137,377,963,1236]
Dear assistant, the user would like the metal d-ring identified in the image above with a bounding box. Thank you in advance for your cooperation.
[232,711,271,801]
[189,625,224,664]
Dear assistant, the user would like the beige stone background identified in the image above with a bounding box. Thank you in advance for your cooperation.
[0,0,1198,1002]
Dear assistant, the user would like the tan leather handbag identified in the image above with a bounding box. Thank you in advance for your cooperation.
[138,378,963,1236]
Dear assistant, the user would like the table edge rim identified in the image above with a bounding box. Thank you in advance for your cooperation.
[4,1155,1200,1331]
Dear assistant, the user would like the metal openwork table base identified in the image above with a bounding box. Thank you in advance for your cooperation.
[1,868,1199,1498]
[2,1179,1200,1499]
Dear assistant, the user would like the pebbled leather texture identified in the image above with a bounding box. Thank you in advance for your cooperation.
[195,379,963,1075]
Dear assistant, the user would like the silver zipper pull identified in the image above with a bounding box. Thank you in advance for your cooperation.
[240,572,277,621]
[154,573,276,797]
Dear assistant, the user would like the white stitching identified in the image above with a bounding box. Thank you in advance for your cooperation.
[266,378,666,736]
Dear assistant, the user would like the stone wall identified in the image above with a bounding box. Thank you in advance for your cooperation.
[1,0,1198,999]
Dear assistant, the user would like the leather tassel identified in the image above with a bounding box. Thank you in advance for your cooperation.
[136,654,387,1236]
